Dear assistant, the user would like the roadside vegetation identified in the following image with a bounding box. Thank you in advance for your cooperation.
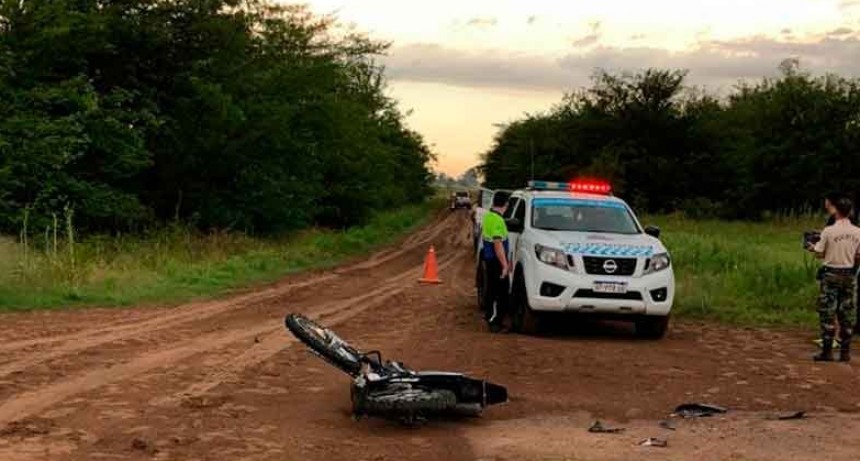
[653,215,821,327]
[0,202,436,311]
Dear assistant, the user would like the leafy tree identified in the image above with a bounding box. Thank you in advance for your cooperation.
[0,0,433,234]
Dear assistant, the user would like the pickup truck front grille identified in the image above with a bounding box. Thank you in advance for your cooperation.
[582,257,637,276]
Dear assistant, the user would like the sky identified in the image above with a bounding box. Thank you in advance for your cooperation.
[303,0,860,176]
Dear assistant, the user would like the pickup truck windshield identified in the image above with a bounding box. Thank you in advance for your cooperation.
[531,198,640,234]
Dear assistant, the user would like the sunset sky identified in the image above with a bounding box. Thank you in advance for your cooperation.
[304,0,860,176]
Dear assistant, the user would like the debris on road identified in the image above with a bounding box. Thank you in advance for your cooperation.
[673,403,728,418]
[659,419,677,430]
[588,420,625,434]
[768,411,807,421]
[131,437,158,455]
[639,437,668,447]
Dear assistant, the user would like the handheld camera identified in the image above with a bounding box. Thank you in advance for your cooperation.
[803,230,821,250]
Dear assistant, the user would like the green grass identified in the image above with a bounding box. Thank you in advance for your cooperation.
[650,214,822,326]
[0,201,438,311]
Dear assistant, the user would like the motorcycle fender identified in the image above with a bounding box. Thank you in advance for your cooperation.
[484,381,508,405]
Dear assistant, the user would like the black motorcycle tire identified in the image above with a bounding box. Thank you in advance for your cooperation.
[355,388,457,417]
[285,314,363,376]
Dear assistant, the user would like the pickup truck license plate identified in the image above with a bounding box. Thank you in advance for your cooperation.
[593,282,628,294]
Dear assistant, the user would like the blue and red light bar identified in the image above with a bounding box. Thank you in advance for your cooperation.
[527,179,612,195]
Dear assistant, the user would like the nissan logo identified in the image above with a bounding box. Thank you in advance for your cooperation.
[603,259,618,274]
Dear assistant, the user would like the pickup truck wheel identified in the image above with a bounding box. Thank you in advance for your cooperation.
[635,316,670,339]
[511,276,538,334]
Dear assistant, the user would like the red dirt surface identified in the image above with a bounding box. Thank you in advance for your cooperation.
[1,211,860,460]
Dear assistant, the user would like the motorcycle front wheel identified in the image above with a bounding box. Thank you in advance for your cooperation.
[285,313,364,376]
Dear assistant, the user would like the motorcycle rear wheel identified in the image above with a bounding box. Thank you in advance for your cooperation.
[353,387,458,419]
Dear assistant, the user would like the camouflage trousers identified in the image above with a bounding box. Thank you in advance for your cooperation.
[818,273,857,342]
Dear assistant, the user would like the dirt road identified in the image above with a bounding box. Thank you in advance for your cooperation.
[2,211,860,461]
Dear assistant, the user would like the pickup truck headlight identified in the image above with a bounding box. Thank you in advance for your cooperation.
[535,244,570,270]
[644,252,671,275]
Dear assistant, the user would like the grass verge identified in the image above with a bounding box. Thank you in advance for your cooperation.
[0,201,438,312]
[650,214,822,326]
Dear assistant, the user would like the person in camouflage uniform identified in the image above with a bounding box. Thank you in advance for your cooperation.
[822,193,860,338]
[808,196,860,362]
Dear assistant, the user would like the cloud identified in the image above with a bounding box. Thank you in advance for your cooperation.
[572,21,602,48]
[383,44,574,91]
[828,27,855,36]
[384,36,860,92]
[572,34,601,47]
[465,17,497,27]
[839,0,860,10]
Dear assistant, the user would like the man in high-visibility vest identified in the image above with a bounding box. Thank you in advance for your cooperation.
[481,192,511,333]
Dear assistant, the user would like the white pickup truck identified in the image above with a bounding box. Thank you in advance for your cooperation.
[476,180,675,338]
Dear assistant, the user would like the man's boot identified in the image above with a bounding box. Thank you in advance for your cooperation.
[840,338,852,362]
[815,339,835,362]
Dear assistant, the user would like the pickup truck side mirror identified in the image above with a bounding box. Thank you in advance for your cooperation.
[506,218,524,233]
[644,225,661,239]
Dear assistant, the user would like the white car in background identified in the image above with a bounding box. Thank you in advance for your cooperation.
[477,180,675,338]
[450,191,472,210]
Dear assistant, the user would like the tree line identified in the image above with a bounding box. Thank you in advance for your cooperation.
[0,0,434,235]
[480,61,860,219]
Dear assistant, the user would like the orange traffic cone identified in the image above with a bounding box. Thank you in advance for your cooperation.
[419,245,442,284]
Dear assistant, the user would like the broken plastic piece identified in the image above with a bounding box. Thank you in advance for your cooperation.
[588,420,625,434]
[767,411,807,421]
[659,420,677,430]
[673,403,727,418]
[639,437,668,447]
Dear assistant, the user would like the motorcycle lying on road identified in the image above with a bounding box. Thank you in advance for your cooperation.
[284,313,508,423]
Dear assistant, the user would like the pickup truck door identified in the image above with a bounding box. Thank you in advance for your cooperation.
[503,197,525,269]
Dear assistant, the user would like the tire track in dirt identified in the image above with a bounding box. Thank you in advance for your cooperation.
[338,211,457,272]
[0,212,458,379]
[0,277,336,379]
